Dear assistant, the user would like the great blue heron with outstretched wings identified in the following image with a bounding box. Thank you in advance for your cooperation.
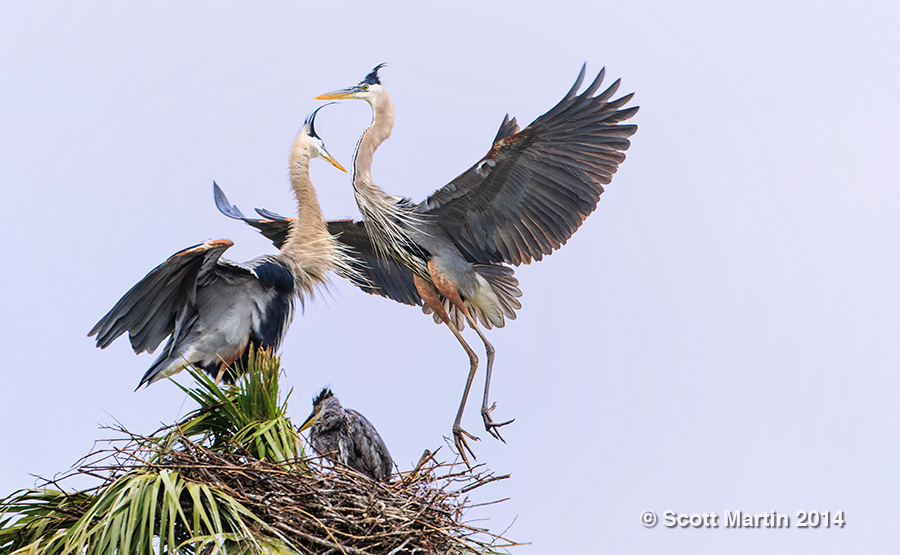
[89,107,353,388]
[314,64,638,464]
[220,65,638,465]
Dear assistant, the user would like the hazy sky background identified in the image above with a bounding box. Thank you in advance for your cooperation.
[2,1,899,552]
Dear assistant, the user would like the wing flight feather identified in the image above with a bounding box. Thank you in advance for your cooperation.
[419,65,638,265]
[89,239,237,354]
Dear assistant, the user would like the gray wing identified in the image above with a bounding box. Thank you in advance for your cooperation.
[325,220,421,306]
[214,182,421,306]
[418,65,638,265]
[88,239,250,354]
[346,408,393,481]
[214,181,293,249]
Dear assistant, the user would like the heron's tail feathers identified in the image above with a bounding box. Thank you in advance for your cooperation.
[424,300,466,330]
[136,352,173,390]
[136,340,194,390]
[422,264,522,330]
[470,264,522,329]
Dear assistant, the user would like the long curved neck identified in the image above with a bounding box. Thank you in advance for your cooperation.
[350,92,425,268]
[288,146,328,237]
[352,92,394,194]
[279,140,340,297]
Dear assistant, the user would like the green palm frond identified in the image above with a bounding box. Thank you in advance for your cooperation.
[0,349,300,555]
[0,349,517,554]
[0,489,93,554]
[163,349,305,467]
[0,470,290,555]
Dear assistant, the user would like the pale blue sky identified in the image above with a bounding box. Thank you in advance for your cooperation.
[1,1,899,552]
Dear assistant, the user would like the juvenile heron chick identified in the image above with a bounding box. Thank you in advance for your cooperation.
[299,388,393,481]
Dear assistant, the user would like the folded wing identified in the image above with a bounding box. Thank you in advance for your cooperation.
[346,408,393,481]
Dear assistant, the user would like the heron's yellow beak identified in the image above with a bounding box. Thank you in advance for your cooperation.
[316,86,362,100]
[320,149,347,173]
[298,409,317,432]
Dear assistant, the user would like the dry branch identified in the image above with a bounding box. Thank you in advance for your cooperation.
[18,431,518,555]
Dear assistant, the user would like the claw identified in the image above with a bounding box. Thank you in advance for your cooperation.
[453,425,480,468]
[481,402,515,443]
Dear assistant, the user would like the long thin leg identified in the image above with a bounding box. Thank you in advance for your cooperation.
[213,344,247,387]
[464,315,515,442]
[445,320,481,464]
[414,274,480,467]
[214,362,227,386]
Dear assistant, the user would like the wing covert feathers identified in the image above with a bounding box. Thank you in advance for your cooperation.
[88,240,233,354]
[420,65,638,266]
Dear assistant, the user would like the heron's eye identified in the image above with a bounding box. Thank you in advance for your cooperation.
[362,84,370,91]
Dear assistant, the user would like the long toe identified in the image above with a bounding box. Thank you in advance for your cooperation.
[452,425,480,468]
[482,403,515,443]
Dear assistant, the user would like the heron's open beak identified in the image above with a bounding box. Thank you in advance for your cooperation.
[316,86,362,100]
[320,148,347,173]
[298,409,317,432]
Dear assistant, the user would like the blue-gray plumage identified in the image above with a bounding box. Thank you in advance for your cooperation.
[299,388,393,481]
[314,63,638,465]
[89,106,351,388]
[213,183,422,308]
[89,240,296,387]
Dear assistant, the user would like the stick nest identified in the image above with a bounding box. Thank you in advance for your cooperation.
[3,357,518,554]
[50,431,516,555]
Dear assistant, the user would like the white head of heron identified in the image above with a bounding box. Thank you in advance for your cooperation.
[316,63,387,107]
[298,104,346,173]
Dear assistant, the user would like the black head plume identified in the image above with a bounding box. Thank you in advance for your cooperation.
[312,387,334,407]
[304,103,336,139]
[360,62,387,85]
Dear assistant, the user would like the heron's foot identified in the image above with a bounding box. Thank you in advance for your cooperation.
[482,402,515,443]
[452,425,480,469]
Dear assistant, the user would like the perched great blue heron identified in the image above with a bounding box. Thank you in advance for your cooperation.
[313,64,639,463]
[299,387,394,481]
[89,107,353,387]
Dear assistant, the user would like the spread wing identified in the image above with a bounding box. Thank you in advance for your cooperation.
[418,65,639,265]
[213,182,421,306]
[214,182,293,249]
[89,239,250,354]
